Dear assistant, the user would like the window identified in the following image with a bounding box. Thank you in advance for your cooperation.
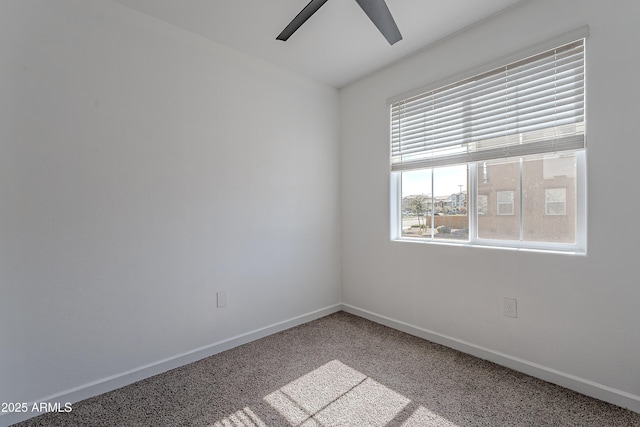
[390,30,587,253]
[545,188,567,216]
[497,191,515,216]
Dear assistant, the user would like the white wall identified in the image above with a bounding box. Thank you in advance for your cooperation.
[0,0,340,415]
[341,0,640,411]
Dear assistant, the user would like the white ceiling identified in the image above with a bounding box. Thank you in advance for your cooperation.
[105,0,527,88]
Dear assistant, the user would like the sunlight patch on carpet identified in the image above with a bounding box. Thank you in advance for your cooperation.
[264,360,410,426]
[210,360,462,427]
[209,406,266,427]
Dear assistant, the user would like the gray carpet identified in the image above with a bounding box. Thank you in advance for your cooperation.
[13,312,640,426]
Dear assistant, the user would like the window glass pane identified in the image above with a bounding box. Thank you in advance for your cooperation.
[523,154,576,243]
[433,165,468,241]
[477,159,520,241]
[401,169,432,238]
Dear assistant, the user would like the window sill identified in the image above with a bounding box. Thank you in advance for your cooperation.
[391,237,586,256]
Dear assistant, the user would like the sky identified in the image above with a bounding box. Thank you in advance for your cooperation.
[401,165,467,198]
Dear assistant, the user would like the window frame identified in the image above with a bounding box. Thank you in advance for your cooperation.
[389,28,588,255]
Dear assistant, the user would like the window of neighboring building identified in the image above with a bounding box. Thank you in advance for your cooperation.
[389,29,587,254]
[497,191,515,216]
[545,188,567,216]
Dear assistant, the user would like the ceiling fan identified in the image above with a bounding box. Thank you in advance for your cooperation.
[277,0,402,45]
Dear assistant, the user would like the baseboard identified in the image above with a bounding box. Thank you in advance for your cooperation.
[0,304,342,427]
[341,303,640,414]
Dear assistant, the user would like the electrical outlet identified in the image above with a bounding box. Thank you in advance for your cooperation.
[217,291,227,308]
[503,297,517,318]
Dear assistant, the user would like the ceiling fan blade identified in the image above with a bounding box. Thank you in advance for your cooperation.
[277,0,330,41]
[354,0,403,45]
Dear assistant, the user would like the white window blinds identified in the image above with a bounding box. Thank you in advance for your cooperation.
[390,39,585,172]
